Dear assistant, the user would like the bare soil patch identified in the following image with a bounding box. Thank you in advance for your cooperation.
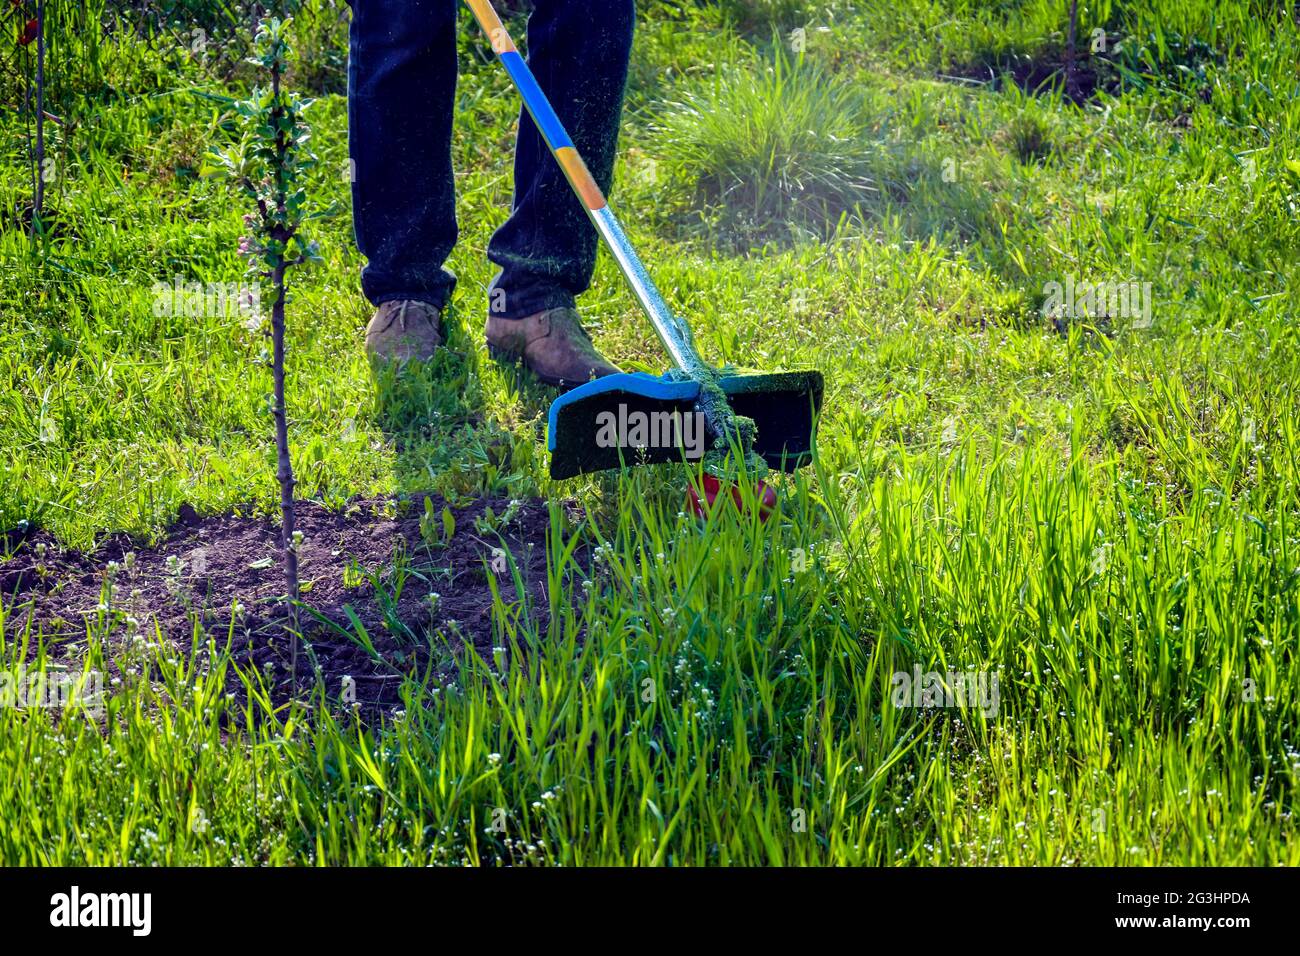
[1,495,578,709]
[941,50,1106,105]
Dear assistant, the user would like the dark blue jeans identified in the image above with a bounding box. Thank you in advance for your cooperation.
[347,0,635,318]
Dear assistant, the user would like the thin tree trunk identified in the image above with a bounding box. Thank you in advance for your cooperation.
[270,262,300,671]
[269,54,300,686]
[33,0,46,237]
[1064,0,1080,101]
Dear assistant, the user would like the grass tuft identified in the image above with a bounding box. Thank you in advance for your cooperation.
[650,45,879,243]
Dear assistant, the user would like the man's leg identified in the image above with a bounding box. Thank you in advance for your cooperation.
[485,0,635,319]
[348,0,459,310]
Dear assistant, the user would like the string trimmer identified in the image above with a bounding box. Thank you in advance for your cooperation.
[465,0,823,507]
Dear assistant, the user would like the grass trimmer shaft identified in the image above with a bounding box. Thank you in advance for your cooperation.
[464,0,823,479]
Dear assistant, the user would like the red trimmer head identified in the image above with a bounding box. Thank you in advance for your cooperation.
[687,473,777,522]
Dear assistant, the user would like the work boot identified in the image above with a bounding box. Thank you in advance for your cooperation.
[485,306,621,389]
[364,300,444,365]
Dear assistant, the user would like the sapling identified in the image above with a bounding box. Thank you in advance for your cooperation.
[1064,0,1080,101]
[33,0,44,235]
[210,16,320,678]
[15,0,45,236]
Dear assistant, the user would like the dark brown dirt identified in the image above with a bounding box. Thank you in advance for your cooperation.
[0,495,581,710]
[940,44,1112,105]
[941,35,1220,109]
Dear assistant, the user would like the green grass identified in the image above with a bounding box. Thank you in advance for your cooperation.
[0,0,1297,864]
[650,42,881,243]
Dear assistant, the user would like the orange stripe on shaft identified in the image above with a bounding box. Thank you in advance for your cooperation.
[465,0,516,53]
[556,147,607,210]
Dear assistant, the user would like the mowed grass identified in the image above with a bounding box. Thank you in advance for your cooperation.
[0,0,1297,864]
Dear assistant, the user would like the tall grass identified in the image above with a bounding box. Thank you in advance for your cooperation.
[650,45,879,242]
[714,0,814,31]
[2,434,1295,864]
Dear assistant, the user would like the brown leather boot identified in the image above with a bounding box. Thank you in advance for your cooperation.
[364,300,444,365]
[485,306,621,389]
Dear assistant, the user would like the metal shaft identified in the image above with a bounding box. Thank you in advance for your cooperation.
[463,0,708,379]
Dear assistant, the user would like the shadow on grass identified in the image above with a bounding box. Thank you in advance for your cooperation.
[368,300,554,503]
